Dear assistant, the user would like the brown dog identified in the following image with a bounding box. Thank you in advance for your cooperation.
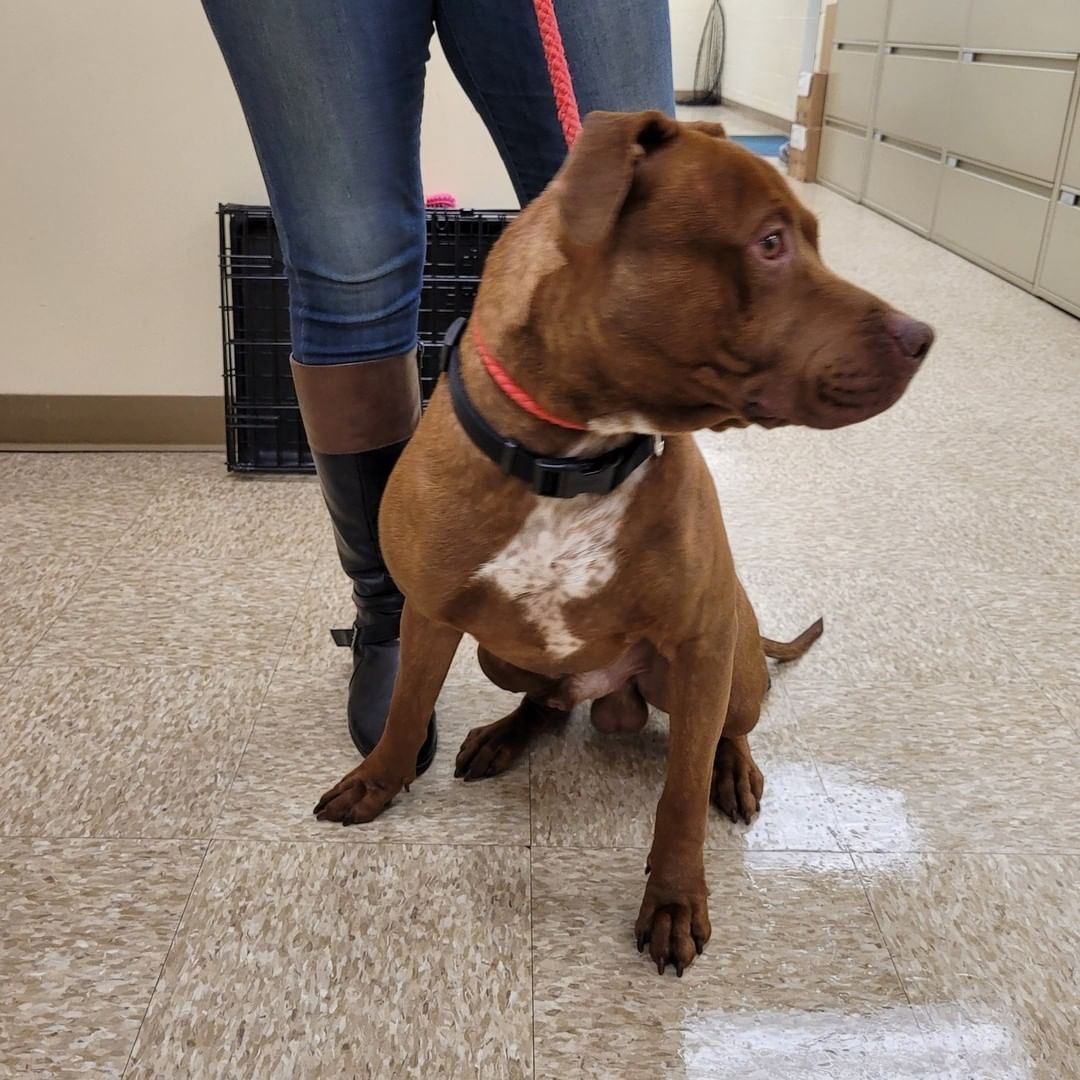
[314,112,933,976]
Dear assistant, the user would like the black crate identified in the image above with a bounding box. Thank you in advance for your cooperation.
[219,204,515,473]
[418,278,482,350]
[425,210,507,276]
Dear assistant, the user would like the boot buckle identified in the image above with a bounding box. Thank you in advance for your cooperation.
[330,618,401,649]
[330,627,358,648]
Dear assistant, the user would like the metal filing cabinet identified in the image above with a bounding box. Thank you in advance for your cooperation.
[1037,105,1080,313]
[819,6,886,201]
[949,54,1074,182]
[864,136,943,232]
[826,43,880,128]
[875,47,959,150]
[887,0,969,48]
[1060,106,1080,191]
[966,0,1080,56]
[1038,195,1080,312]
[934,162,1052,283]
[818,120,871,197]
[834,0,889,44]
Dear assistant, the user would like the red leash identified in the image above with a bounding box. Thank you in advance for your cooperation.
[474,327,588,431]
[471,1,584,431]
[532,0,582,148]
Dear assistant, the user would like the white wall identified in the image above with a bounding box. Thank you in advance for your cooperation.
[671,0,816,121]
[670,0,713,91]
[0,1,513,399]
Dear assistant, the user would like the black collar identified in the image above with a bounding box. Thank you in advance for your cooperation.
[438,317,662,499]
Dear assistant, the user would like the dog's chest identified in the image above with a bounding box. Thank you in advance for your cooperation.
[474,471,645,660]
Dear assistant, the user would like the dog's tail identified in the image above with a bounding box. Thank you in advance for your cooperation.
[761,617,824,662]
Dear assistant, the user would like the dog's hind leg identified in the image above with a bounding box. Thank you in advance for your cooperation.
[455,647,568,781]
[590,682,649,733]
[476,645,558,696]
[711,582,770,824]
[711,734,765,825]
[455,697,568,781]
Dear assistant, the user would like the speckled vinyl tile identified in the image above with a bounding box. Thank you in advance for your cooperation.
[898,319,1080,432]
[957,574,1080,724]
[531,849,912,1080]
[119,478,327,564]
[125,839,532,1080]
[702,418,1075,580]
[529,687,843,852]
[216,647,531,844]
[0,451,173,501]
[25,553,310,668]
[0,551,98,668]
[916,304,1080,407]
[0,838,205,1077]
[787,681,1080,853]
[0,491,152,562]
[857,853,1080,1080]
[0,665,270,839]
[275,556,359,676]
[716,474,953,577]
[162,452,318,498]
[921,479,1079,578]
[737,563,1029,687]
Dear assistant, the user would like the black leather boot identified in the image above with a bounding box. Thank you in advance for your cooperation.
[313,444,438,774]
[291,349,435,775]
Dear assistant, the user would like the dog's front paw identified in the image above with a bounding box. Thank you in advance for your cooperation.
[313,765,401,825]
[634,875,711,977]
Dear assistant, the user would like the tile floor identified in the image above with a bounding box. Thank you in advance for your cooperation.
[2,171,1079,1079]
[677,103,788,139]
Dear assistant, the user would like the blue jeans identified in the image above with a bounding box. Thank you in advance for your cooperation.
[202,0,674,366]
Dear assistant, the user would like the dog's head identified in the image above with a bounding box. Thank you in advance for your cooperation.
[534,110,933,433]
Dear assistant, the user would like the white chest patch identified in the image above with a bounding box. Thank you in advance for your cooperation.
[475,467,648,660]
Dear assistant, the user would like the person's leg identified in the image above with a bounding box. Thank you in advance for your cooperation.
[201,0,438,768]
[435,0,674,204]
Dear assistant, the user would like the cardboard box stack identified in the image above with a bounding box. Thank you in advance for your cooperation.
[787,2,835,182]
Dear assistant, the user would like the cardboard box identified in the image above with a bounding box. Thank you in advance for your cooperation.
[787,123,822,182]
[818,2,837,72]
[795,71,827,128]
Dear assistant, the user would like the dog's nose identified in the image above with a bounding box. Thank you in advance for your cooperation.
[885,312,934,363]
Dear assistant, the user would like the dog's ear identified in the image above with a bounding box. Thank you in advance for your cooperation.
[556,110,679,249]
[681,119,727,139]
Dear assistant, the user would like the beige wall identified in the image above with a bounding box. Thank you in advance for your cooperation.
[0,1,514,399]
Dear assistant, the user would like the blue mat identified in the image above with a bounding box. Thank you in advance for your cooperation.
[729,134,787,157]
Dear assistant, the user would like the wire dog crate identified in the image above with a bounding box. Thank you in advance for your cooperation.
[219,204,515,473]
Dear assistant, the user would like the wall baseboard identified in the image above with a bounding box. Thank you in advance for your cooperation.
[719,98,791,133]
[0,395,224,447]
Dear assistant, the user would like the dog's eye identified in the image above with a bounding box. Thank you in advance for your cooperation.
[758,231,785,259]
